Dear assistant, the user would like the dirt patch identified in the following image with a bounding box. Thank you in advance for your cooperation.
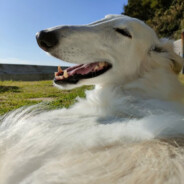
[0,85,20,93]
[0,96,8,101]
[28,97,54,102]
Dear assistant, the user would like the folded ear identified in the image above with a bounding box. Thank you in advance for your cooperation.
[150,39,183,74]
[170,57,183,74]
[105,14,121,19]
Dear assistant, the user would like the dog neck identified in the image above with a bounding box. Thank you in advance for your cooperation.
[95,67,184,103]
[123,67,184,102]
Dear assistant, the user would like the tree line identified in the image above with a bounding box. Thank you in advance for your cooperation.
[123,0,184,39]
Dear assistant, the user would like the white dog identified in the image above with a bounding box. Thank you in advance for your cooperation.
[1,15,184,184]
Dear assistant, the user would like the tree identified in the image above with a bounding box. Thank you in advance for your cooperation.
[123,0,184,39]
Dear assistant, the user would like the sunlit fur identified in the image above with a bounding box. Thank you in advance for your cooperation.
[1,15,184,184]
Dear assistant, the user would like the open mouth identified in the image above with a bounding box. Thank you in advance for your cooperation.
[54,61,112,84]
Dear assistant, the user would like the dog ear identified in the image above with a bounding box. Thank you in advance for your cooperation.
[150,39,183,74]
[105,14,120,19]
[169,58,183,74]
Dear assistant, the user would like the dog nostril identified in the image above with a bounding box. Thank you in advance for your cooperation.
[36,30,58,50]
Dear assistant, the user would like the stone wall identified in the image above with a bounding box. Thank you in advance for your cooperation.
[0,64,67,81]
[0,40,183,81]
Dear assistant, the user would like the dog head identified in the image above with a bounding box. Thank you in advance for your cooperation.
[36,15,183,89]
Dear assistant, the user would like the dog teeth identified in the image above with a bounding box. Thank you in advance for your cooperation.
[55,76,64,80]
[58,66,63,73]
[94,66,99,71]
[94,62,106,71]
[99,62,105,68]
[63,70,68,78]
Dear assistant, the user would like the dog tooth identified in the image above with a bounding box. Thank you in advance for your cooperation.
[64,70,68,78]
[99,62,105,68]
[58,66,63,73]
[55,76,60,80]
[94,66,99,71]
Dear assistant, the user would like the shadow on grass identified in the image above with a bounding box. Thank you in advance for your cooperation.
[0,86,20,93]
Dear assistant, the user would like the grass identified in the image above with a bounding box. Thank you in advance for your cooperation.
[0,80,93,115]
[1,75,184,116]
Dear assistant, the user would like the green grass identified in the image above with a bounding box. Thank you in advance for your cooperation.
[1,75,184,116]
[0,80,93,115]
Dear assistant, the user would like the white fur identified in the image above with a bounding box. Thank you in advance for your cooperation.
[1,15,184,184]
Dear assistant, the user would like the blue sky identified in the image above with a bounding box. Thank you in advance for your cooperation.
[0,0,127,66]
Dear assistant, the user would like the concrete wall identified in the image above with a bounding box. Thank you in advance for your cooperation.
[174,39,182,57]
[0,64,67,81]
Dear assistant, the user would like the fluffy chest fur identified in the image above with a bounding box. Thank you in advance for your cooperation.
[1,86,184,184]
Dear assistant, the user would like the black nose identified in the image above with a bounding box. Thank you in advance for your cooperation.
[36,30,58,51]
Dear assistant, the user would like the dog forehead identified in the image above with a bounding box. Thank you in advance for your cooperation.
[102,15,159,45]
[108,15,157,38]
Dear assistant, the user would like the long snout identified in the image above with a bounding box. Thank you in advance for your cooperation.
[36,30,59,51]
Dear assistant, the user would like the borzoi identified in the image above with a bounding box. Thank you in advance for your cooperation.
[1,15,184,184]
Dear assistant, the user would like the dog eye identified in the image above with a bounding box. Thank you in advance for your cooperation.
[114,28,132,38]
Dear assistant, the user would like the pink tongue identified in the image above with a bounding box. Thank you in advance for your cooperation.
[67,63,98,76]
[66,64,83,72]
